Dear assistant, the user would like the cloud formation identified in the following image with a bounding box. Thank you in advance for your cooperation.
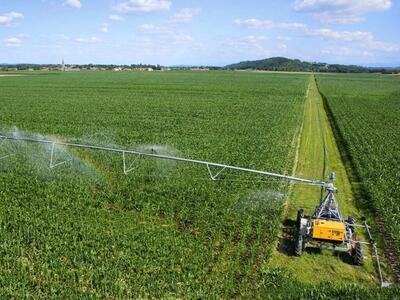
[0,11,23,27]
[75,36,103,43]
[63,0,82,9]
[321,47,372,57]
[307,28,373,42]
[292,0,392,24]
[235,19,306,30]
[5,37,22,47]
[245,35,269,43]
[137,23,170,34]
[170,8,200,23]
[109,14,124,21]
[276,36,291,41]
[307,28,400,53]
[115,0,171,13]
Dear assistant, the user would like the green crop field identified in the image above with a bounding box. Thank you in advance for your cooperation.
[0,71,307,298]
[316,73,400,279]
[0,71,399,298]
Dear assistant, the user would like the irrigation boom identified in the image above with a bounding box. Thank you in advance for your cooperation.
[0,132,390,286]
[0,134,332,189]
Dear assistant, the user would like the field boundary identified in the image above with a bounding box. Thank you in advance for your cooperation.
[315,77,400,282]
[281,78,309,218]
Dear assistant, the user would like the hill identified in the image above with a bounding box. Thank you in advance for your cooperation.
[225,57,397,73]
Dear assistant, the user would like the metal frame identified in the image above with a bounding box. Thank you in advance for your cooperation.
[206,165,226,181]
[303,220,390,287]
[50,142,73,169]
[315,189,344,221]
[363,219,391,288]
[0,134,331,188]
[122,152,141,175]
[0,133,390,287]
[299,188,390,287]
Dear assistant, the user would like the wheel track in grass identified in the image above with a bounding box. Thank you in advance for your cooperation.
[269,75,385,286]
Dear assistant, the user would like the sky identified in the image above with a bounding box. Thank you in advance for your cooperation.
[0,0,399,66]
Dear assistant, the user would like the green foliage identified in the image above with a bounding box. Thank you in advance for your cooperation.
[226,57,375,73]
[1,71,396,297]
[0,71,306,297]
[316,73,400,262]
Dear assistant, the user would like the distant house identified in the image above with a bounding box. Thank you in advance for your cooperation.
[147,68,154,71]
[113,67,122,71]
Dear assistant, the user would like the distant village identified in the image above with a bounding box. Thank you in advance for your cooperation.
[0,61,216,72]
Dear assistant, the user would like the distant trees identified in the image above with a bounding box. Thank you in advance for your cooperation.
[224,57,399,74]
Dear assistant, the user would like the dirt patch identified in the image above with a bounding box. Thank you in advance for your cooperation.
[0,74,25,77]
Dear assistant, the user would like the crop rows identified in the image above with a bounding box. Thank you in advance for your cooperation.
[0,71,307,298]
[316,74,400,274]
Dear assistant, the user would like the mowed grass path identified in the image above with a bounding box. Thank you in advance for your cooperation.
[270,75,378,285]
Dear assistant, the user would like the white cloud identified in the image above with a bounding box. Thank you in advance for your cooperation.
[235,19,306,30]
[57,34,70,40]
[137,24,169,34]
[276,36,291,41]
[137,24,193,44]
[0,11,23,27]
[5,37,22,47]
[90,37,102,43]
[173,33,193,43]
[307,28,400,53]
[109,14,124,21]
[278,44,288,51]
[307,28,373,42]
[222,37,272,60]
[136,23,195,51]
[292,0,392,24]
[100,23,109,33]
[321,47,372,57]
[75,36,103,43]
[115,0,171,13]
[63,0,82,9]
[245,35,268,43]
[170,8,200,23]
[366,40,400,53]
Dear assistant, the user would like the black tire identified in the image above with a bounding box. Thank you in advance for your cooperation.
[347,214,356,234]
[347,214,356,224]
[295,233,303,256]
[296,209,304,228]
[352,242,364,266]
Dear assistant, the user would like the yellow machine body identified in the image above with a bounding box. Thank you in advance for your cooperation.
[312,219,346,242]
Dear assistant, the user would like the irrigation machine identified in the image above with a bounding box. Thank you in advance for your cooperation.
[0,133,391,287]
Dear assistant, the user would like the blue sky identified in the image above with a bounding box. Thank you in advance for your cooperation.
[0,0,399,66]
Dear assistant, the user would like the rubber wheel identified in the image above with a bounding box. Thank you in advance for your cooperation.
[295,233,303,256]
[352,242,364,266]
[296,209,304,228]
[347,214,356,234]
[348,215,356,224]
